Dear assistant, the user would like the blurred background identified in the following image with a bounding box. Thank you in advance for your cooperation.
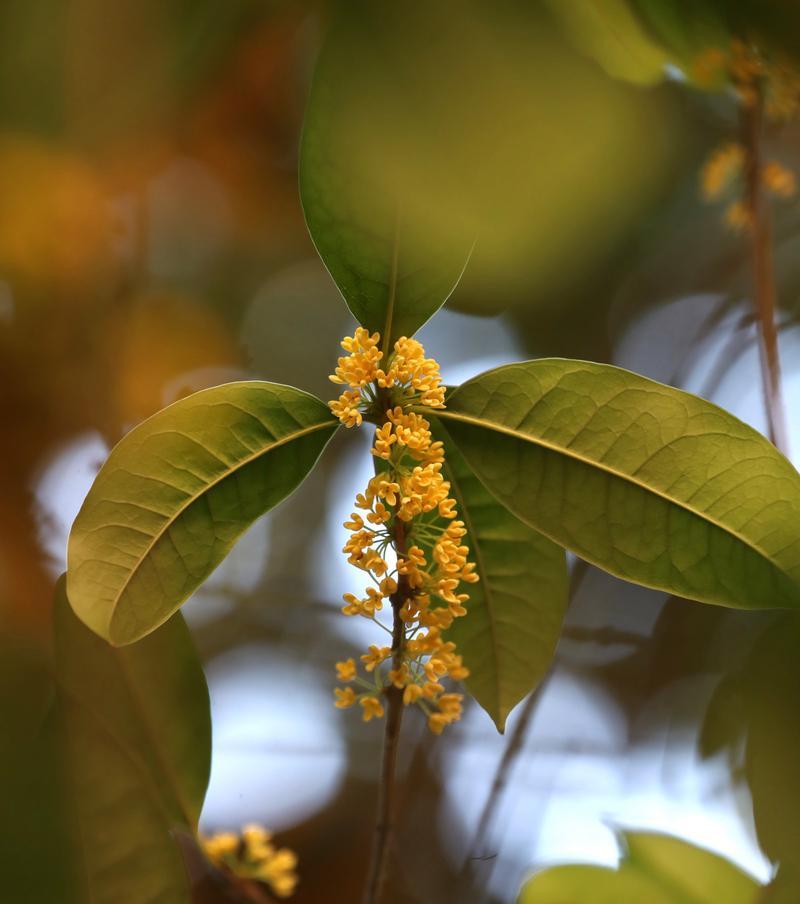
[3,1,800,901]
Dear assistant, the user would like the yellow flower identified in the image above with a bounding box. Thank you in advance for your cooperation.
[203,824,298,899]
[701,143,744,201]
[371,422,396,459]
[763,161,796,198]
[329,328,382,387]
[202,831,239,859]
[361,696,385,721]
[361,644,391,672]
[343,512,365,531]
[428,713,449,734]
[329,389,363,427]
[724,200,752,231]
[403,684,424,705]
[329,329,476,734]
[388,665,409,688]
[335,659,357,682]
[334,686,357,708]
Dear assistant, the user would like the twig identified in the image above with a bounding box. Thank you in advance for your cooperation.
[363,520,409,904]
[459,677,548,887]
[741,84,790,455]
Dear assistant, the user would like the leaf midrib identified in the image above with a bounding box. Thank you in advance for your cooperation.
[382,204,401,351]
[431,408,790,581]
[102,419,336,629]
[61,680,191,832]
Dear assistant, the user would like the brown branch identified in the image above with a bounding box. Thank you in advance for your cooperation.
[363,518,409,904]
[741,85,790,455]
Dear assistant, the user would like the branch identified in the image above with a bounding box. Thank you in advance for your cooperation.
[363,519,409,904]
[741,85,790,455]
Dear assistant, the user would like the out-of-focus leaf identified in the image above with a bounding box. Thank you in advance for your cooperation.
[520,864,674,904]
[698,670,745,760]
[519,830,760,903]
[55,576,211,904]
[546,0,669,85]
[67,382,338,644]
[740,617,800,874]
[299,1,473,348]
[433,359,800,610]
[631,0,729,69]
[434,422,567,732]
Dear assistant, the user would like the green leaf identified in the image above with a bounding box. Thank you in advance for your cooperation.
[433,421,568,731]
[298,3,473,350]
[546,0,670,85]
[434,359,800,610]
[55,575,210,904]
[519,831,760,903]
[67,381,338,644]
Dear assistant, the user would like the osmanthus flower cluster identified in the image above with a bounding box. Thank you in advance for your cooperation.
[694,39,798,229]
[202,824,298,898]
[328,328,478,734]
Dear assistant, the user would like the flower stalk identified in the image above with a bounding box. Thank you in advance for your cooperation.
[328,328,480,902]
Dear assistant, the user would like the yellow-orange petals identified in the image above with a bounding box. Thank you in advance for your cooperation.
[724,200,752,231]
[335,659,357,682]
[203,831,238,859]
[361,696,385,721]
[428,713,449,734]
[403,684,424,705]
[361,645,391,672]
[763,161,796,198]
[329,327,382,387]
[202,824,298,899]
[329,329,476,735]
[329,389,363,427]
[341,588,384,616]
[334,686,357,708]
[257,848,299,898]
[701,143,743,200]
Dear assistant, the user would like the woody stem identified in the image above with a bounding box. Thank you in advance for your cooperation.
[741,83,790,454]
[363,517,408,904]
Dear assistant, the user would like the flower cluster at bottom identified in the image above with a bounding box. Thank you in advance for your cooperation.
[202,824,298,898]
[328,328,478,734]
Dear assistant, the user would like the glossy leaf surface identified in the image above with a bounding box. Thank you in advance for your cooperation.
[68,381,338,644]
[435,422,567,731]
[519,831,760,903]
[435,359,800,610]
[299,2,472,349]
[55,576,210,904]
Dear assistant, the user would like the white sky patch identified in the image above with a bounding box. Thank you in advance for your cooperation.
[201,642,345,833]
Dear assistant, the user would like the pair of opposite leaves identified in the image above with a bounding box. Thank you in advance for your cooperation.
[65,11,800,733]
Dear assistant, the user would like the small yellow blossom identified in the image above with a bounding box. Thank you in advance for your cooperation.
[203,831,239,859]
[329,327,382,389]
[329,389,363,427]
[361,645,391,672]
[724,200,752,231]
[335,659,357,682]
[361,696,385,721]
[329,331,477,734]
[701,143,744,201]
[334,686,357,708]
[202,825,298,898]
[763,161,796,198]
